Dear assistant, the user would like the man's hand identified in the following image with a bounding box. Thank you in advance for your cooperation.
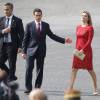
[2,27,11,34]
[65,37,72,44]
[22,53,27,59]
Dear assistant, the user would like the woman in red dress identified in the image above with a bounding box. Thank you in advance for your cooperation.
[68,11,98,95]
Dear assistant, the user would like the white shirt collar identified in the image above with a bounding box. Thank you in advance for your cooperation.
[35,20,42,25]
[6,15,13,19]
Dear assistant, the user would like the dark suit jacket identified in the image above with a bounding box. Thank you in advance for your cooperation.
[0,15,24,50]
[22,21,65,57]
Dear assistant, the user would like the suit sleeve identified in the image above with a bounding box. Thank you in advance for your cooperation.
[0,26,3,34]
[0,17,4,35]
[18,19,24,48]
[82,26,94,51]
[47,24,65,44]
[0,28,3,36]
[22,24,30,54]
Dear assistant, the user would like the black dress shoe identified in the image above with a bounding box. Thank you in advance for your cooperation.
[35,84,40,88]
[24,90,31,94]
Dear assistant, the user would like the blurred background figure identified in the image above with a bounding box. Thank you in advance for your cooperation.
[0,68,7,100]
[0,68,9,100]
[7,82,19,100]
[29,89,47,100]
[64,89,81,100]
[0,68,8,82]
[0,68,19,100]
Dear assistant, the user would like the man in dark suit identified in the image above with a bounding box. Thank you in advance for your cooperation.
[0,2,24,82]
[22,8,72,93]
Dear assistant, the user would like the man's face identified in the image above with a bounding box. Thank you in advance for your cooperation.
[4,5,13,17]
[34,12,42,22]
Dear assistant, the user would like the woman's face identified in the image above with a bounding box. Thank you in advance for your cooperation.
[81,12,89,23]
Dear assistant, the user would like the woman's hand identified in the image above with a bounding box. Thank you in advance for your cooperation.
[79,49,84,55]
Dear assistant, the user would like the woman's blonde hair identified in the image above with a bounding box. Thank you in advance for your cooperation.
[81,10,92,25]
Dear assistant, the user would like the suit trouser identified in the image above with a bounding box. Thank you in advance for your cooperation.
[0,43,18,78]
[25,55,44,90]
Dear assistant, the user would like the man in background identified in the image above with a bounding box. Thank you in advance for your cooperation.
[0,2,24,82]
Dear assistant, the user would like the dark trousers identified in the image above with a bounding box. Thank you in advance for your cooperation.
[0,43,18,78]
[25,54,44,90]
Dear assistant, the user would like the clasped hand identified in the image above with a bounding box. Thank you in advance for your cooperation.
[2,27,11,34]
[65,37,72,44]
[79,49,84,55]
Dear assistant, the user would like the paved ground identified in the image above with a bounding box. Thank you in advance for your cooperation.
[0,0,100,100]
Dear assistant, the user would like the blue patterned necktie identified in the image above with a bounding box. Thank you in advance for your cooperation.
[4,18,9,42]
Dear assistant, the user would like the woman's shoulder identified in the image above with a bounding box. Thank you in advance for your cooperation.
[76,24,81,29]
[87,25,94,31]
[87,25,93,28]
[77,24,81,28]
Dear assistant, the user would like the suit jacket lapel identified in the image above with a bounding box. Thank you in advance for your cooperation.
[11,16,16,28]
[41,22,44,33]
[32,21,36,32]
[3,17,6,27]
[31,21,38,38]
[38,21,44,36]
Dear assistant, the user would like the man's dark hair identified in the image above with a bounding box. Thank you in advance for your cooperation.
[4,2,13,9]
[33,8,42,15]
